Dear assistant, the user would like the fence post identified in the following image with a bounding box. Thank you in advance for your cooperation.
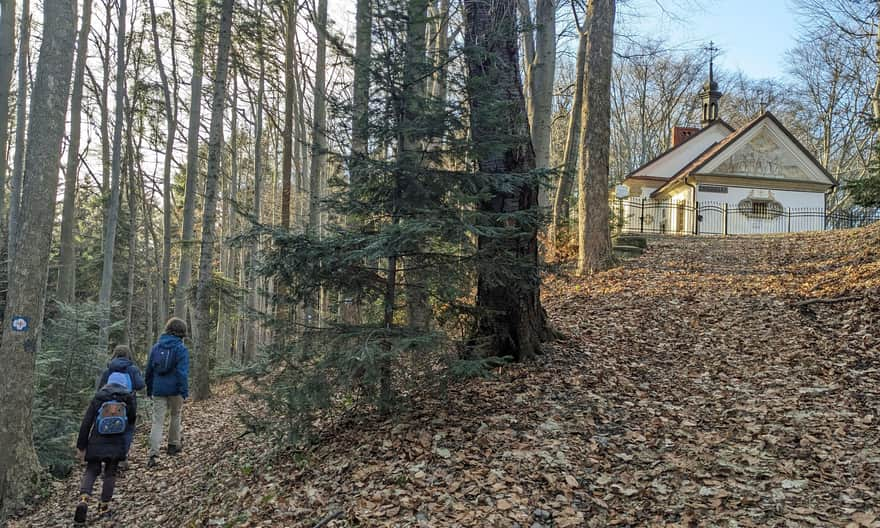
[723,203,728,236]
[693,202,700,235]
[787,209,791,233]
[617,198,624,233]
[850,211,855,228]
[639,198,645,233]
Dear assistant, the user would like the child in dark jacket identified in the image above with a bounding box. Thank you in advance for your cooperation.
[98,344,146,392]
[97,345,145,453]
[73,372,137,523]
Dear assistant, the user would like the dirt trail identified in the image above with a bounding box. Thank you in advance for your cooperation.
[10,227,880,527]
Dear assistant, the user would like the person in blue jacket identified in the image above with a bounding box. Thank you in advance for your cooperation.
[145,317,190,468]
[97,345,145,458]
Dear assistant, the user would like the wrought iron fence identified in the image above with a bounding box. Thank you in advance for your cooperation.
[612,198,880,236]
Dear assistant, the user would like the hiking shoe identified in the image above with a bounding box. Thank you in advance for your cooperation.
[73,496,88,524]
[167,444,182,456]
[97,501,112,519]
[147,455,159,468]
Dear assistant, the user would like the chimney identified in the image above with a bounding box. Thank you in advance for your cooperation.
[671,126,699,148]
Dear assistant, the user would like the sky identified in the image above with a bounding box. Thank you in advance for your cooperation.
[621,0,800,81]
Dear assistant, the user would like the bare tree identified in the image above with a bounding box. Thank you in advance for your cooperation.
[192,0,235,400]
[57,0,94,303]
[550,7,587,249]
[175,0,209,318]
[0,0,15,222]
[519,0,557,207]
[0,0,76,514]
[6,0,29,269]
[98,0,128,347]
[577,0,615,275]
[149,0,179,322]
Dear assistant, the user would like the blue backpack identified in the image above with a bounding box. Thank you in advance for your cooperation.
[96,401,127,435]
[152,345,177,375]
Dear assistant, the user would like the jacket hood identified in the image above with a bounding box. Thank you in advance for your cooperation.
[157,333,184,350]
[108,357,134,371]
[96,384,132,402]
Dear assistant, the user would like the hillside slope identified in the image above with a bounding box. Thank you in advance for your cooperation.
[10,224,880,527]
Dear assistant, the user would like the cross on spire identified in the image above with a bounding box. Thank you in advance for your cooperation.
[705,41,719,84]
[700,41,723,127]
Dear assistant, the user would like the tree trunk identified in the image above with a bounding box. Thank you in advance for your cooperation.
[149,0,178,324]
[401,0,432,331]
[192,0,234,400]
[245,0,265,363]
[576,0,615,275]
[98,0,128,348]
[464,0,548,361]
[341,0,371,325]
[175,0,208,318]
[550,27,587,249]
[522,0,556,207]
[123,100,138,346]
[98,0,111,194]
[6,0,29,270]
[308,0,328,238]
[0,0,15,224]
[351,0,371,159]
[57,0,93,303]
[0,0,76,514]
[281,3,295,229]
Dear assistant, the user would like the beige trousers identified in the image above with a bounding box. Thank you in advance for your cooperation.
[149,395,183,456]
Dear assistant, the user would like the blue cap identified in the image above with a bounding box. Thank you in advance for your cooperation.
[108,372,132,391]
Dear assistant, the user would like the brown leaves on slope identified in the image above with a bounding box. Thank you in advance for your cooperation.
[10,224,880,527]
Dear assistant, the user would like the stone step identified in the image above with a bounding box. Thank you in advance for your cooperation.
[612,235,647,249]
[612,244,645,259]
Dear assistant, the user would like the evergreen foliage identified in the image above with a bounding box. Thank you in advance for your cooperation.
[240,0,545,441]
[33,302,121,476]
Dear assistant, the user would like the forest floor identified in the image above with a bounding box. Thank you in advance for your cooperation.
[10,224,880,528]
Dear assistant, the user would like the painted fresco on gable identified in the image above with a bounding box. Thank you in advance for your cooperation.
[711,128,810,181]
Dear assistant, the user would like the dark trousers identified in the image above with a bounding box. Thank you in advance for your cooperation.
[79,460,119,502]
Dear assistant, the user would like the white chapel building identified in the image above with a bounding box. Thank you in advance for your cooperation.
[619,64,837,235]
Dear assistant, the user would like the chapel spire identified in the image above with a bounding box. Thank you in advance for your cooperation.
[700,42,722,127]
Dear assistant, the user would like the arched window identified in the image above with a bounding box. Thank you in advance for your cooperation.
[738,197,783,218]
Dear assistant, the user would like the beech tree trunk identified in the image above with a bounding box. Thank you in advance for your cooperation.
[98,0,128,347]
[175,0,208,318]
[57,0,93,303]
[464,0,548,361]
[6,0,29,269]
[192,0,234,400]
[550,26,587,249]
[281,3,295,228]
[149,0,178,323]
[245,0,265,363]
[577,0,615,275]
[519,0,556,208]
[351,0,371,160]
[0,0,15,224]
[0,0,76,514]
[307,0,328,238]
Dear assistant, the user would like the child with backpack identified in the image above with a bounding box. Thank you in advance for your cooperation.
[74,372,137,523]
[97,345,145,454]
